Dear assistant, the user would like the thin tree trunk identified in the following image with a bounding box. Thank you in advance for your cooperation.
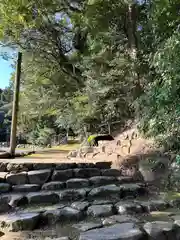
[126,3,143,99]
[127,4,137,59]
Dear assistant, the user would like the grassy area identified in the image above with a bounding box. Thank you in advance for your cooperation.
[23,142,80,158]
[18,143,80,152]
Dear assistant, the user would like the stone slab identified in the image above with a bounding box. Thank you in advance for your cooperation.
[79,223,144,240]
[66,178,89,188]
[89,176,116,186]
[6,172,27,185]
[42,181,65,191]
[27,192,60,204]
[88,185,120,198]
[52,170,73,181]
[59,189,87,201]
[0,212,40,231]
[71,201,90,211]
[87,204,115,217]
[73,168,100,178]
[28,169,51,185]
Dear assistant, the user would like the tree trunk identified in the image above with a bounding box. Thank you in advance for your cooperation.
[108,123,111,135]
[127,4,137,59]
[126,3,143,99]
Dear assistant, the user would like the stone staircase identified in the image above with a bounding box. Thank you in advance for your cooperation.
[0,161,180,239]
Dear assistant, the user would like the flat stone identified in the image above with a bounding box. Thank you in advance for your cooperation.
[33,163,55,170]
[6,172,27,185]
[73,168,100,178]
[136,200,169,212]
[0,172,7,182]
[52,170,73,181]
[43,207,83,223]
[42,209,62,224]
[58,207,83,222]
[87,168,101,177]
[101,169,121,177]
[0,212,40,231]
[71,201,90,211]
[95,162,112,169]
[7,163,32,172]
[27,192,60,204]
[28,169,51,185]
[73,168,87,178]
[77,163,95,168]
[87,204,115,217]
[8,194,28,207]
[89,176,116,186]
[143,221,175,239]
[55,163,77,170]
[12,184,40,192]
[88,185,120,198]
[59,189,87,201]
[73,222,103,231]
[115,202,143,215]
[0,183,11,193]
[66,178,89,188]
[102,215,139,226]
[0,162,7,172]
[79,223,144,240]
[119,183,147,198]
[42,181,66,191]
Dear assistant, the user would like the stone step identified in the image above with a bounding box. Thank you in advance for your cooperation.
[79,220,180,240]
[0,197,177,234]
[1,217,180,240]
[0,168,123,186]
[0,175,135,193]
[0,183,147,210]
[0,161,112,173]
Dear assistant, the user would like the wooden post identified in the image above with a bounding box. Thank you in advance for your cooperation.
[9,52,22,156]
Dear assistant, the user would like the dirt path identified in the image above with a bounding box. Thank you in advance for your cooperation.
[0,126,160,166]
[0,140,156,168]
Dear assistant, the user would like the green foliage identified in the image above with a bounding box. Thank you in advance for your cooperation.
[2,0,180,151]
[0,87,13,141]
[138,29,180,150]
[28,126,55,146]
